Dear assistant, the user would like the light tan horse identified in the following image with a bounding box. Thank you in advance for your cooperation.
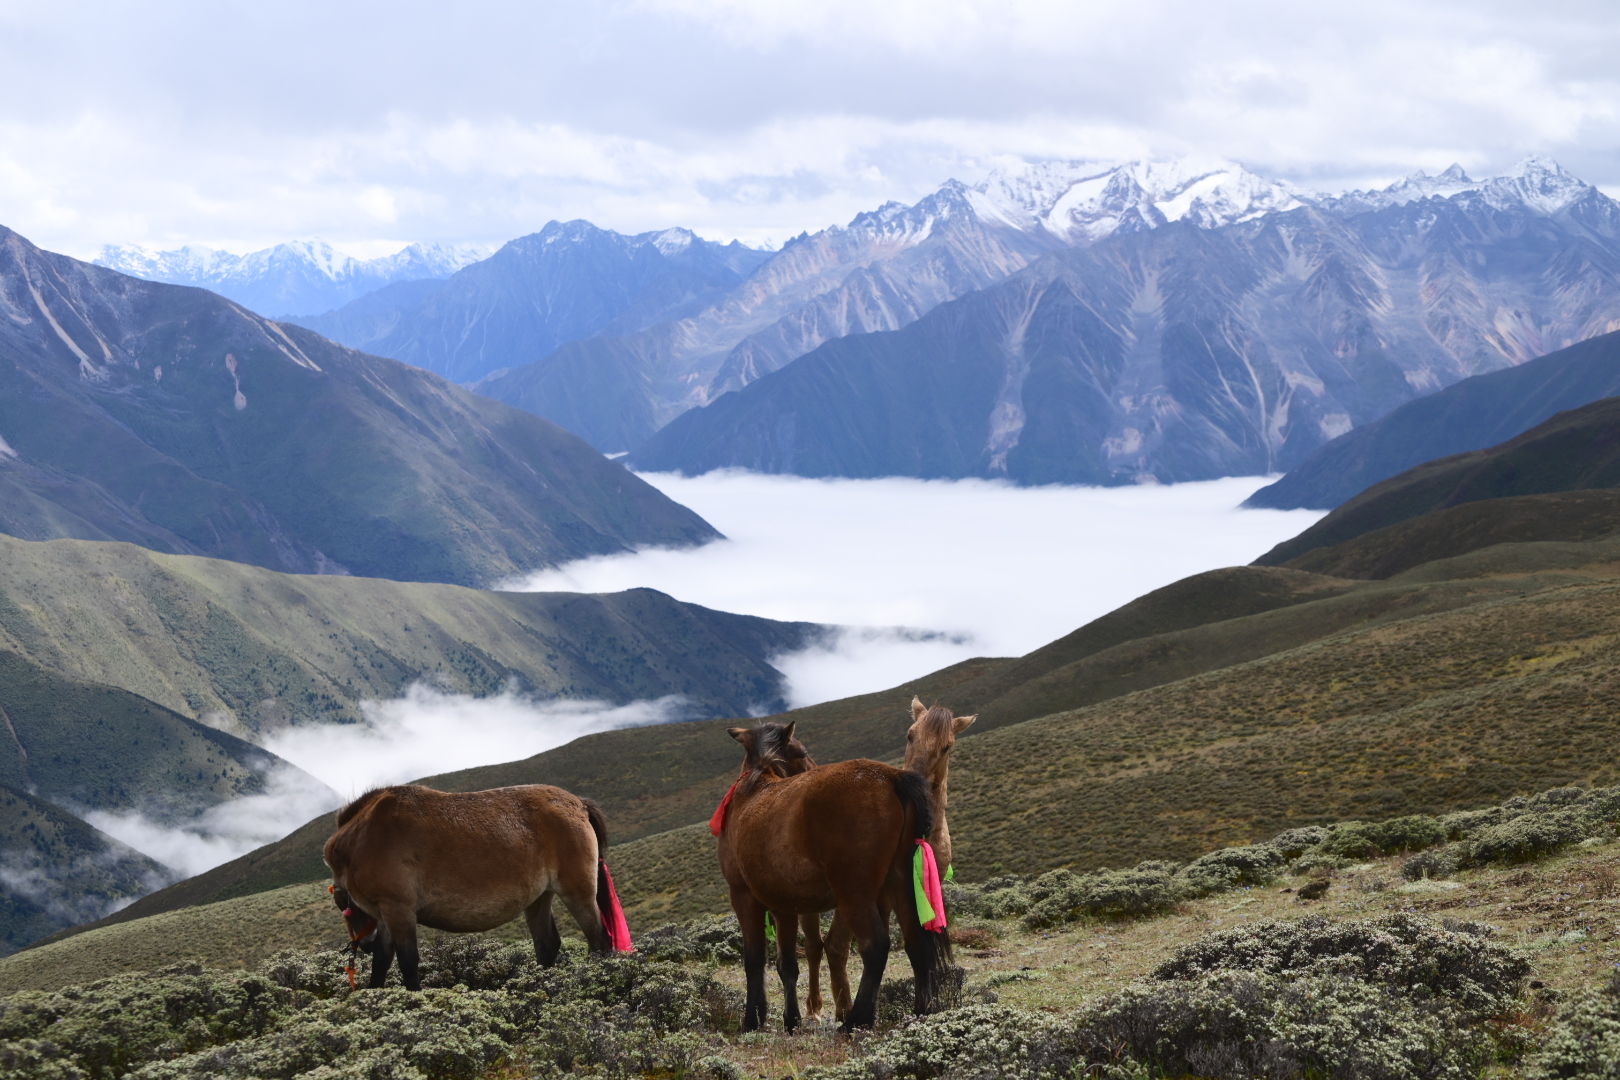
[324,784,627,990]
[808,697,975,1023]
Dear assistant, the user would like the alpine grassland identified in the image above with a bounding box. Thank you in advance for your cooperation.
[4,782,1619,1079]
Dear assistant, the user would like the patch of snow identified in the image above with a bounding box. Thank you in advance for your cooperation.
[966,156,1309,246]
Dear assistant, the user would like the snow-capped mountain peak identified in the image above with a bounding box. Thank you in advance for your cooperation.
[1324,156,1593,217]
[966,156,1310,244]
[95,238,491,316]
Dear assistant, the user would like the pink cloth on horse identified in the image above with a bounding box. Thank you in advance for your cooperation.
[915,839,948,932]
[599,860,633,952]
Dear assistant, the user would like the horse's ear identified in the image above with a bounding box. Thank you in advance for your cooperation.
[952,714,977,734]
[781,721,796,742]
[911,696,927,721]
[728,726,755,748]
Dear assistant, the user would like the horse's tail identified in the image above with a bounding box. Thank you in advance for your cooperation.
[584,799,632,952]
[891,770,951,1008]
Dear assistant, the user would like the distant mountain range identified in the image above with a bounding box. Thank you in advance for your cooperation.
[627,157,1620,483]
[95,239,488,318]
[89,155,1620,488]
[290,222,770,387]
[0,225,717,586]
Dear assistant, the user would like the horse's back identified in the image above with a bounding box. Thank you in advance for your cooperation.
[733,760,911,905]
[326,783,600,932]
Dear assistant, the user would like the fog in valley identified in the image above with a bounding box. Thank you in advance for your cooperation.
[98,471,1322,881]
[515,471,1326,705]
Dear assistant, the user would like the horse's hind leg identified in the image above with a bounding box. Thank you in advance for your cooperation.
[557,859,612,956]
[801,913,824,1022]
[823,913,854,1023]
[773,910,801,1033]
[836,901,890,1033]
[525,891,563,967]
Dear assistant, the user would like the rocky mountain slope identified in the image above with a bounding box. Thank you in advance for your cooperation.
[293,222,770,387]
[0,225,718,585]
[466,159,1299,451]
[1245,329,1620,511]
[628,159,1620,483]
[96,239,487,318]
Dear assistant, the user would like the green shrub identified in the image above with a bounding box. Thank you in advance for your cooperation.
[1021,866,1185,929]
[1463,810,1595,866]
[1318,816,1447,860]
[1179,843,1286,892]
[1077,970,1490,1080]
[1400,846,1460,881]
[0,946,736,1080]
[0,966,293,1078]
[806,1003,1075,1080]
[816,973,1492,1080]
[1528,972,1620,1080]
[1152,913,1528,1018]
[636,914,743,964]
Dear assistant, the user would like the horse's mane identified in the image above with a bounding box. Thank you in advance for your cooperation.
[746,722,813,779]
[335,787,390,827]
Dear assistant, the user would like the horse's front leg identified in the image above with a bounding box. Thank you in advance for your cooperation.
[801,913,824,1022]
[367,921,395,989]
[377,902,422,990]
[731,888,771,1032]
[773,910,801,1033]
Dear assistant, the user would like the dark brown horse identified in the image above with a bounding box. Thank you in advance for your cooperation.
[324,784,628,989]
[717,721,949,1033]
[812,697,975,1022]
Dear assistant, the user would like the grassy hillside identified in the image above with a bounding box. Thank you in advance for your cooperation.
[0,535,819,734]
[1256,395,1620,566]
[1276,490,1620,579]
[0,649,291,821]
[68,524,1620,942]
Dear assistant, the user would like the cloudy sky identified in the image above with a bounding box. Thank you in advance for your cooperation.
[3,0,1618,257]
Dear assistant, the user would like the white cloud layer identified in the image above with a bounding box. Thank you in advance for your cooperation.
[4,2,1620,255]
[85,686,688,878]
[512,471,1325,707]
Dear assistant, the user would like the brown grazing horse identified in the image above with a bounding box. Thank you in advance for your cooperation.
[324,784,625,990]
[811,696,975,1023]
[717,720,949,1033]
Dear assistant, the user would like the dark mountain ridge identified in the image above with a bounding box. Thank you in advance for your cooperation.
[1254,394,1620,567]
[0,225,718,586]
[1245,329,1620,510]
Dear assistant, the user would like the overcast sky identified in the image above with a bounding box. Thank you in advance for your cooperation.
[3,0,1619,257]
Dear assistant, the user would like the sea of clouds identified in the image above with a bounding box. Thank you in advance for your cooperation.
[91,471,1322,882]
[514,471,1326,705]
